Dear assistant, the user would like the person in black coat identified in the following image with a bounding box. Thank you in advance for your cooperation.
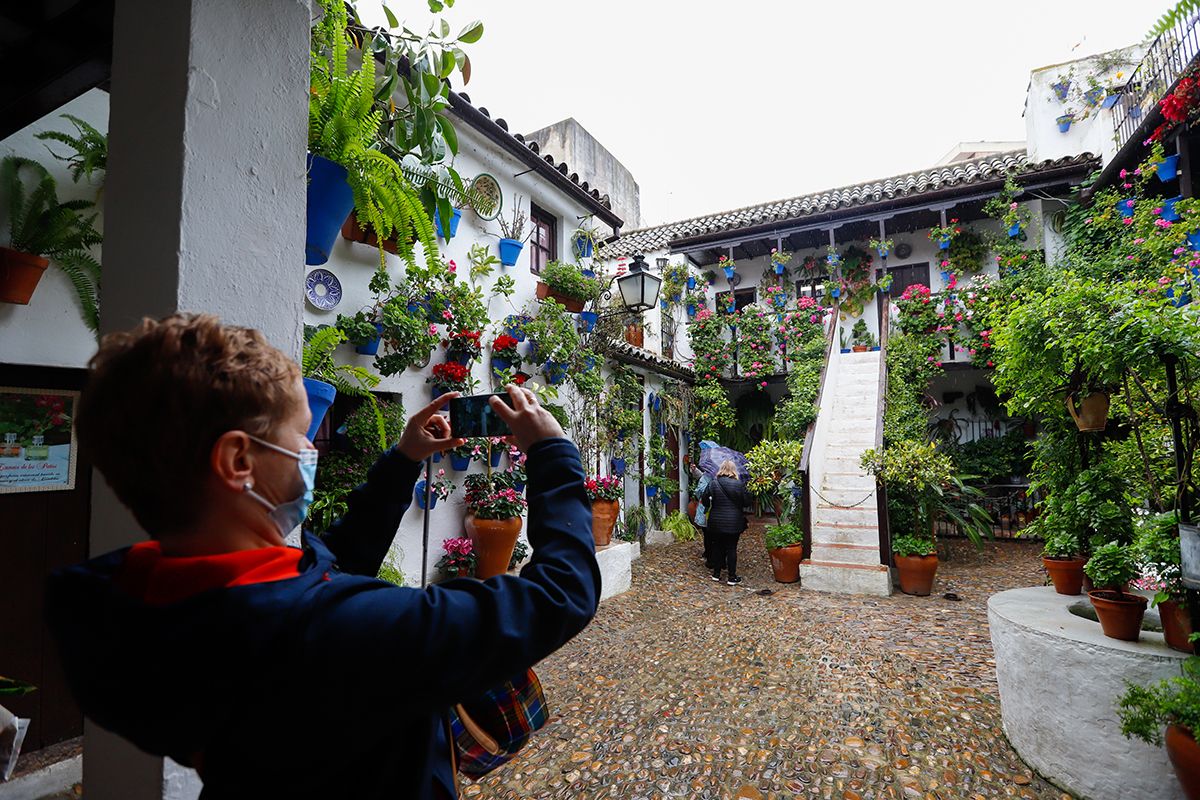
[701,459,749,585]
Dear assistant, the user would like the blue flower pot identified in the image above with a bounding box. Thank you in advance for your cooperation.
[1007,222,1022,238]
[504,316,526,342]
[654,395,661,412]
[840,348,851,354]
[490,449,502,468]
[870,345,881,351]
[578,311,598,332]
[686,304,696,318]
[435,207,463,239]
[790,485,803,498]
[1163,196,1183,222]
[1056,116,1073,133]
[415,480,437,510]
[830,288,841,298]
[354,323,385,355]
[774,263,785,275]
[450,454,471,471]
[1084,87,1104,107]
[723,266,735,280]
[876,248,890,259]
[646,486,658,498]
[937,238,951,250]
[498,238,524,267]
[661,299,669,311]
[305,153,355,266]
[1118,198,1136,218]
[611,457,626,475]
[1157,154,1181,182]
[583,355,597,371]
[1187,232,1200,251]
[432,385,449,402]
[449,351,473,366]
[1167,286,1192,307]
[514,482,526,494]
[573,235,594,259]
[940,270,951,282]
[686,276,696,290]
[581,268,596,279]
[1101,93,1120,109]
[1051,80,1071,101]
[492,356,512,374]
[726,303,737,313]
[657,421,666,434]
[303,377,337,441]
[544,361,567,385]
[432,450,442,463]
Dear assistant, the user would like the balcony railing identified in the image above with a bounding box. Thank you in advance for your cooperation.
[1114,12,1200,152]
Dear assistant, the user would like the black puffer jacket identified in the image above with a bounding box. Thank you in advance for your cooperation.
[702,476,748,535]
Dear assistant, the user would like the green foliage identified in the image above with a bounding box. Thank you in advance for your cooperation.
[1041,527,1081,559]
[735,305,777,384]
[374,299,440,375]
[746,439,804,498]
[944,228,989,276]
[693,380,735,441]
[544,402,571,432]
[690,309,732,379]
[1026,462,1134,554]
[891,534,936,557]
[509,539,529,570]
[303,326,380,396]
[1134,510,1182,602]
[954,429,1031,483]
[377,561,406,586]
[1119,656,1200,747]
[764,521,802,550]
[35,114,107,184]
[883,333,942,447]
[336,310,381,345]
[0,676,37,696]
[1084,540,1139,592]
[1,156,102,332]
[523,298,582,366]
[541,260,604,302]
[467,242,501,285]
[850,319,876,347]
[618,504,647,543]
[1148,1,1200,38]
[662,510,697,543]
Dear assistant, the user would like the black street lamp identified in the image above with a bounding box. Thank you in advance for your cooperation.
[611,253,662,314]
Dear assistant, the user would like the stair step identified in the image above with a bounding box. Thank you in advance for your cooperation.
[809,543,882,565]
[812,506,878,527]
[810,525,880,547]
[800,558,889,572]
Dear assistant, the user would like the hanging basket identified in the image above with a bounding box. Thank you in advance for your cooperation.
[1066,392,1110,432]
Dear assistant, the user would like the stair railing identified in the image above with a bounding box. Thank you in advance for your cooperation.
[875,295,892,566]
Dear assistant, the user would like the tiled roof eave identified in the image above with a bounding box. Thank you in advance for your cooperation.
[606,341,695,382]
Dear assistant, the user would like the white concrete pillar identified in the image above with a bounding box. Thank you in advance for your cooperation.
[86,1,309,798]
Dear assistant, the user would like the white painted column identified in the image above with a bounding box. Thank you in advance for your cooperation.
[86,1,309,798]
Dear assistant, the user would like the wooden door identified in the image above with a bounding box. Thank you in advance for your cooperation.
[666,427,680,513]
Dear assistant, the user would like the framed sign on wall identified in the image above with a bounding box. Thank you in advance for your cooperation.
[0,387,79,494]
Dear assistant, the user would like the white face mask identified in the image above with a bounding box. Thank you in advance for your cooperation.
[243,435,319,537]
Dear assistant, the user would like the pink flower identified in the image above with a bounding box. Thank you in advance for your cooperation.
[442,310,453,320]
[760,382,768,388]
[1084,218,1093,224]
[1156,219,1174,228]
[1175,247,1187,255]
[1155,207,1164,215]
[1133,238,1146,244]
[429,324,439,336]
[1122,218,1135,226]
[1120,169,1128,178]
[447,260,457,273]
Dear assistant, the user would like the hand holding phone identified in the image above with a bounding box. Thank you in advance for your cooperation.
[448,392,516,439]
[486,385,565,452]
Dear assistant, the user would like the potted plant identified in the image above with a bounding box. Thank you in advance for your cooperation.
[1118,657,1200,799]
[414,468,455,510]
[445,329,483,365]
[0,157,102,331]
[850,320,876,353]
[746,439,805,518]
[536,260,602,313]
[928,220,961,251]
[718,254,736,280]
[427,360,472,401]
[1085,541,1147,641]
[769,248,792,276]
[301,326,381,442]
[434,206,463,240]
[337,309,385,356]
[463,472,528,579]
[586,474,623,547]
[524,299,582,384]
[435,537,477,579]
[1040,528,1086,595]
[1135,511,1192,653]
[869,237,894,260]
[372,296,442,376]
[490,333,521,378]
[764,521,804,583]
[572,219,603,259]
[890,534,939,595]
[1056,112,1076,133]
[661,510,697,543]
[496,199,530,266]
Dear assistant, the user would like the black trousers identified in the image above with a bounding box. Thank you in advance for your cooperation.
[712,530,741,577]
[702,526,715,568]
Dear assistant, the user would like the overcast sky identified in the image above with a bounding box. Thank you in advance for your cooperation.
[368,1,1164,230]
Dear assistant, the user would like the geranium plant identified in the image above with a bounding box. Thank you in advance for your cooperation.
[769,248,792,270]
[435,537,476,578]
[428,360,472,392]
[492,333,520,360]
[585,475,623,501]
[446,329,483,360]
[894,283,940,335]
[928,219,962,247]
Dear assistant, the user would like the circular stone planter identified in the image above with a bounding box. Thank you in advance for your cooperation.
[989,587,1188,800]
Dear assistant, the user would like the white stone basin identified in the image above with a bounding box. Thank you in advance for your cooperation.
[989,586,1189,800]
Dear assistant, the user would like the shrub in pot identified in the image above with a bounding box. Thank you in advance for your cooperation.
[891,534,940,596]
[1118,656,1200,799]
[536,260,604,313]
[1135,511,1192,653]
[849,319,876,353]
[764,522,804,583]
[1040,528,1086,595]
[585,474,622,547]
[463,472,528,579]
[1085,541,1147,641]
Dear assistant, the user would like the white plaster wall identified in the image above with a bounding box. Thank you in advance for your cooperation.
[1024,46,1145,167]
[0,90,109,368]
[989,587,1187,800]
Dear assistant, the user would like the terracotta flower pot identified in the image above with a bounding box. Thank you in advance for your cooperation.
[768,545,804,583]
[591,499,619,548]
[1167,725,1200,800]
[464,514,522,580]
[1043,557,1086,595]
[1160,599,1195,654]
[1066,392,1110,432]
[0,246,50,304]
[687,499,698,520]
[624,323,644,348]
[1088,590,1148,641]
[535,281,585,313]
[852,345,869,353]
[895,554,938,596]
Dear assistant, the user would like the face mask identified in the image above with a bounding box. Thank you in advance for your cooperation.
[243,435,319,537]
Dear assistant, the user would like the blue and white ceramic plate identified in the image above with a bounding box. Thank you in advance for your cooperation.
[305,268,342,310]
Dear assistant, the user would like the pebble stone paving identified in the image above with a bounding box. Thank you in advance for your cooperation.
[469,522,1073,800]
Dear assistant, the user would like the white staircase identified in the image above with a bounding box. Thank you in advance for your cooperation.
[798,349,892,596]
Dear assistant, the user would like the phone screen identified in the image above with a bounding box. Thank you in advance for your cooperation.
[448,392,514,439]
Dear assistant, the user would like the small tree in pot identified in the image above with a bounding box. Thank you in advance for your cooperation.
[1085,541,1146,641]
[1119,656,1200,799]
[1038,528,1086,595]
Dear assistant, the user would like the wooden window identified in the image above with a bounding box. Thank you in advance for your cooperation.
[529,203,557,275]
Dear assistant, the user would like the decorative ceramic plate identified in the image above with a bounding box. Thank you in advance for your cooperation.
[468,173,503,221]
[305,269,342,310]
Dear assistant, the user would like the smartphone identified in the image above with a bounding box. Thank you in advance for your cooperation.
[448,392,515,439]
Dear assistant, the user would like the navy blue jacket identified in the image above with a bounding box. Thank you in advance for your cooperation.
[45,438,600,799]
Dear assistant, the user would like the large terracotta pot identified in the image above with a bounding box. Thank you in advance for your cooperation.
[895,554,938,596]
[1160,599,1195,654]
[535,281,585,313]
[591,499,619,548]
[1043,557,1086,595]
[465,514,522,580]
[768,545,804,583]
[624,323,644,348]
[1088,590,1148,641]
[1167,725,1200,800]
[1066,392,1110,432]
[0,246,50,304]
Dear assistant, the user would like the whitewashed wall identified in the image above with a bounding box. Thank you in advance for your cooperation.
[0,89,109,369]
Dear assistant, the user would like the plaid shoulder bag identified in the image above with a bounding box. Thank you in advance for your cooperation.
[449,668,549,779]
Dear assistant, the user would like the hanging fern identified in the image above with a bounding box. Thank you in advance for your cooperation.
[1,156,102,334]
[302,326,386,448]
[1148,1,1200,39]
[35,114,107,185]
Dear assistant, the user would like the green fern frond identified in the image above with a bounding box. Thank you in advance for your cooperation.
[35,114,108,183]
[55,250,101,334]
[1149,0,1200,38]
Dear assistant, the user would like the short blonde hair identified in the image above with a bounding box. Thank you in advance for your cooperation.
[716,460,738,479]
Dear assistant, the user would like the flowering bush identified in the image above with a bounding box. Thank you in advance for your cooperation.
[464,473,528,519]
[446,329,483,359]
[894,284,940,334]
[689,308,732,378]
[585,475,623,501]
[1147,66,1200,144]
[428,468,456,501]
[735,305,777,386]
[465,436,507,463]
[428,360,471,391]
[436,537,476,578]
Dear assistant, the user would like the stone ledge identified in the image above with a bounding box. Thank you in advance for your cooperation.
[988,586,1188,800]
[595,541,634,601]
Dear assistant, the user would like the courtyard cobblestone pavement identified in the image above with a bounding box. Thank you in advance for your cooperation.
[470,522,1070,800]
